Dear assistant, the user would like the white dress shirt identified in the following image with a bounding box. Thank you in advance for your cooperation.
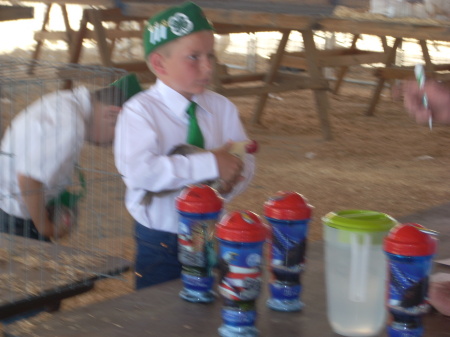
[114,79,255,234]
[0,86,90,218]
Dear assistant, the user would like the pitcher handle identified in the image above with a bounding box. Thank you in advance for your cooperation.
[349,232,370,302]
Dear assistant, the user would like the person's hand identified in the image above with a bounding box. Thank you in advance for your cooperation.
[211,142,244,194]
[47,205,77,240]
[428,280,450,316]
[403,80,450,125]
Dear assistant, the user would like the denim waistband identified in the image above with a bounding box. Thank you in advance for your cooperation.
[135,222,178,246]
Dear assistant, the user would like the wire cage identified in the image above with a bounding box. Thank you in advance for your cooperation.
[0,57,132,321]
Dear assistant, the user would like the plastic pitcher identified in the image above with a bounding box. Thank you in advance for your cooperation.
[322,210,397,337]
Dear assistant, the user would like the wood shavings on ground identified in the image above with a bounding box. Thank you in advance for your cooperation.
[0,242,111,305]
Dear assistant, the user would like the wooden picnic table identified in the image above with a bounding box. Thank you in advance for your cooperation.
[0,234,131,323]
[14,0,450,140]
[0,5,33,22]
[21,0,366,141]
[9,203,450,337]
[122,1,450,137]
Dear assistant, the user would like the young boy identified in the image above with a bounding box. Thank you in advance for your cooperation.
[0,73,141,242]
[114,1,256,290]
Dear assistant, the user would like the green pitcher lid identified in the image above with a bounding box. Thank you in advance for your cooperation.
[322,209,397,232]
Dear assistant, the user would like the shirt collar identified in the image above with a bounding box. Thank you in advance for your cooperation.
[154,79,211,118]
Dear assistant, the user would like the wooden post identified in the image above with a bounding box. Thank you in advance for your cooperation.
[61,5,73,48]
[332,34,359,94]
[419,40,434,72]
[366,37,402,116]
[28,4,52,75]
[251,30,291,124]
[68,8,88,65]
[28,3,74,75]
[88,9,114,67]
[301,29,332,141]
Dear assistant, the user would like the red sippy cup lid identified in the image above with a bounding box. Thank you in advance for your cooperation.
[383,223,438,256]
[215,210,269,243]
[176,184,223,213]
[264,191,313,220]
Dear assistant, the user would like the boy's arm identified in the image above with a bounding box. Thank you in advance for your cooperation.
[114,106,220,194]
[17,174,54,238]
[114,98,254,196]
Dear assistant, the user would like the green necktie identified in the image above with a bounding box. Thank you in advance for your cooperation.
[186,101,204,148]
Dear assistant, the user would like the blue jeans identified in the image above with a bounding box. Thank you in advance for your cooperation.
[134,222,182,290]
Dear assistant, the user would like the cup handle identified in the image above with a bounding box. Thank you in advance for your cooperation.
[349,232,370,302]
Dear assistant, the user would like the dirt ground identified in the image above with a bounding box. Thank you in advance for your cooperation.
[2,14,450,333]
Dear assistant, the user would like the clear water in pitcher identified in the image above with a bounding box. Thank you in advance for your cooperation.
[325,241,387,336]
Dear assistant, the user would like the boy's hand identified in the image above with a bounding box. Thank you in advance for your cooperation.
[18,174,74,240]
[211,142,244,193]
[47,205,77,240]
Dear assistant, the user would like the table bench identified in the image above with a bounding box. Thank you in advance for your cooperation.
[0,5,33,22]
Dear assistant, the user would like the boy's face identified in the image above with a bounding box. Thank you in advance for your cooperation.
[87,102,121,146]
[154,30,215,100]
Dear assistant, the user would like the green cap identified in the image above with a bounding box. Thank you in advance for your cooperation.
[323,210,398,245]
[110,73,142,101]
[143,1,214,56]
[322,210,397,232]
